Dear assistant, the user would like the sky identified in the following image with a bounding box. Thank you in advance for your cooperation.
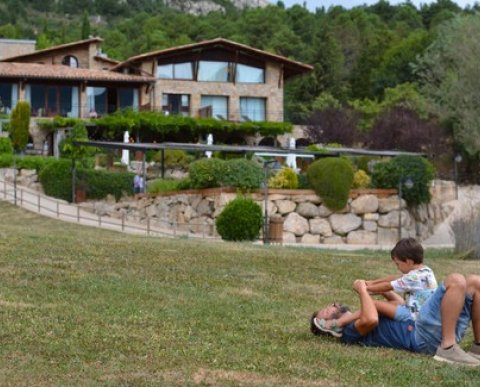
[269,0,475,11]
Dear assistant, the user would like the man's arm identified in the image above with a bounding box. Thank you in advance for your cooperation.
[353,279,379,336]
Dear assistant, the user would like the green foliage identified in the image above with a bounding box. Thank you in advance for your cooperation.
[222,159,263,190]
[39,158,134,202]
[268,167,299,189]
[312,92,341,112]
[36,116,84,132]
[216,196,263,241]
[39,159,73,201]
[15,155,56,172]
[307,157,354,211]
[153,149,190,169]
[371,155,435,206]
[189,158,226,189]
[61,122,92,165]
[0,153,13,167]
[10,101,30,152]
[0,137,13,154]
[147,178,182,194]
[353,169,371,189]
[95,110,292,140]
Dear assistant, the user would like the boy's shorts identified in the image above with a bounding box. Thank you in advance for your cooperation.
[414,283,472,354]
[394,304,412,321]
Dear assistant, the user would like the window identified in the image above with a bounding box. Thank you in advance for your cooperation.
[198,61,230,82]
[87,87,107,116]
[26,85,79,117]
[0,83,18,114]
[87,87,139,116]
[200,96,228,120]
[62,55,79,68]
[236,64,265,83]
[240,97,266,122]
[157,62,193,80]
[162,94,190,116]
[119,88,139,110]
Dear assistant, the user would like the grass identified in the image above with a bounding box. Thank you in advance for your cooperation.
[0,201,479,386]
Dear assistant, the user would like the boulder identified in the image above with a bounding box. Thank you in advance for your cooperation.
[323,235,344,244]
[283,212,309,236]
[196,198,213,216]
[363,213,379,221]
[296,202,320,218]
[377,227,398,245]
[363,220,377,232]
[283,232,297,244]
[301,233,320,244]
[329,213,362,235]
[347,230,377,245]
[276,199,297,214]
[294,194,321,204]
[318,204,333,218]
[378,196,403,213]
[309,218,333,236]
[351,194,378,214]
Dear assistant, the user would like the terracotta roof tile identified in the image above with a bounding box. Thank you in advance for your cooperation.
[0,62,154,83]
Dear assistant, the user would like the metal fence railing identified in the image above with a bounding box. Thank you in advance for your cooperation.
[0,178,220,241]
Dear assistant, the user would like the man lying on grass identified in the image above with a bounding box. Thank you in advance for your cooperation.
[311,273,480,366]
[312,238,438,337]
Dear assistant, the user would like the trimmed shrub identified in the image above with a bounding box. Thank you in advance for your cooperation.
[0,137,13,154]
[222,158,263,190]
[307,157,354,211]
[79,169,134,200]
[353,169,371,189]
[0,153,13,167]
[189,158,226,188]
[10,101,31,152]
[39,159,73,201]
[268,167,299,189]
[16,155,56,172]
[371,155,435,206]
[216,196,263,241]
[147,178,181,194]
[297,173,311,189]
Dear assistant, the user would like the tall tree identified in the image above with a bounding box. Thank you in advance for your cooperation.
[81,11,91,39]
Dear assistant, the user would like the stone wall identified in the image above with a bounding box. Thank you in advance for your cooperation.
[84,182,455,245]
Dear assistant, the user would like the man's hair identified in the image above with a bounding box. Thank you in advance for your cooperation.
[390,237,423,264]
[310,304,350,336]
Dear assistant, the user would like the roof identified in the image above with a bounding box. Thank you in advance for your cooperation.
[94,55,120,65]
[112,38,313,79]
[0,37,103,62]
[0,62,154,83]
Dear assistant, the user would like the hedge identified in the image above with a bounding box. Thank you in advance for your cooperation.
[221,158,263,190]
[216,196,263,241]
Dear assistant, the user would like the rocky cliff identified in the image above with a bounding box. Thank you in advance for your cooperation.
[163,0,270,15]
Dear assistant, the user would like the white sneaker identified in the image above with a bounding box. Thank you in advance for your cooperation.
[433,344,480,367]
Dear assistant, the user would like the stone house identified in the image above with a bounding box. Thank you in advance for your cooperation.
[0,37,313,152]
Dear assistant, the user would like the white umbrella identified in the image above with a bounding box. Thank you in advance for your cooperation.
[121,131,130,165]
[205,133,213,158]
[286,137,297,170]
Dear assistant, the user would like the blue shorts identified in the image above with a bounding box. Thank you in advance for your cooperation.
[394,305,412,322]
[414,283,472,354]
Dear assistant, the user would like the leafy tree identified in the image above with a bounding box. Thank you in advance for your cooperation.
[416,14,480,158]
[10,101,30,152]
[81,11,91,39]
[306,107,358,147]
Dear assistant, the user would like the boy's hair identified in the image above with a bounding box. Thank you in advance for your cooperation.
[390,237,423,264]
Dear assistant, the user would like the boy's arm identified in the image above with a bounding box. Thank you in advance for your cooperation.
[366,274,401,286]
[365,281,394,294]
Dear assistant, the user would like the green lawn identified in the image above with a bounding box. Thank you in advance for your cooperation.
[0,201,479,386]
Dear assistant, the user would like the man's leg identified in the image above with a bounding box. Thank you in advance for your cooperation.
[467,275,480,359]
[433,273,480,366]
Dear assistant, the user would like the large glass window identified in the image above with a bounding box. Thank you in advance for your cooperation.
[157,62,193,80]
[162,94,190,116]
[87,87,107,116]
[0,83,18,114]
[119,88,139,110]
[200,95,228,120]
[198,61,229,82]
[27,85,79,117]
[236,64,265,83]
[240,97,266,121]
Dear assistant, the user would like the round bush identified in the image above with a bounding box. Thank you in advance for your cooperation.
[222,158,263,190]
[189,158,226,188]
[307,157,354,211]
[371,155,435,206]
[353,169,371,189]
[268,167,299,189]
[216,196,263,241]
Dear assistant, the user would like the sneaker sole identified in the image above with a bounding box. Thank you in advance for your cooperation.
[433,355,480,367]
[468,352,480,361]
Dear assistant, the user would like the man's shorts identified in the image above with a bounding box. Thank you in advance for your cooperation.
[414,283,472,354]
[394,304,412,321]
